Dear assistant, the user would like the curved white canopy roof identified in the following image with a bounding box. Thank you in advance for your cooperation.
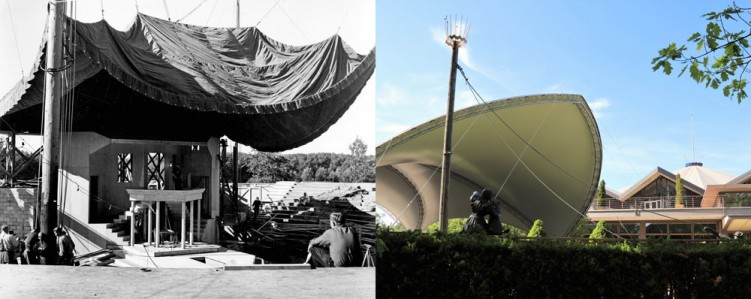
[376,94,602,236]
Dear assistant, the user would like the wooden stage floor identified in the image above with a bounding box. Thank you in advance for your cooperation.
[0,265,375,298]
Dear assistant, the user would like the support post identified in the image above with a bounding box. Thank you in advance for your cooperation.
[40,0,66,236]
[197,196,202,241]
[190,200,194,245]
[438,40,460,232]
[181,201,186,249]
[147,202,153,246]
[219,139,227,219]
[156,202,161,247]
[130,202,135,246]
[233,142,239,210]
[7,133,15,187]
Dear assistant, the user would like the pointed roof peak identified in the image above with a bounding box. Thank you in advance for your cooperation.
[673,163,734,190]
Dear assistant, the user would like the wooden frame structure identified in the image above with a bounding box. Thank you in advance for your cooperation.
[127,189,205,249]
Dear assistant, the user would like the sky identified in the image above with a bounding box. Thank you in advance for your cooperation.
[376,1,751,191]
[0,0,374,155]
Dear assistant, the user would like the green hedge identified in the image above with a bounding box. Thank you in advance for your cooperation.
[376,229,751,298]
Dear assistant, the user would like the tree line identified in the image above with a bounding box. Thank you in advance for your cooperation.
[226,151,375,183]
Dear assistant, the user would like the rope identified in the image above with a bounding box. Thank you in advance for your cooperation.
[204,0,219,27]
[277,2,310,43]
[336,0,353,34]
[176,0,209,23]
[5,1,25,78]
[162,0,171,21]
[255,0,280,27]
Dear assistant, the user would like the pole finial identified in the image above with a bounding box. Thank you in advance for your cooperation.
[445,15,469,47]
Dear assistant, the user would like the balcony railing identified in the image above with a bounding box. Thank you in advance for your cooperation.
[591,194,751,210]
[592,196,703,210]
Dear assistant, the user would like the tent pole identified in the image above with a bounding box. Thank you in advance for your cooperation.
[438,17,468,232]
[438,40,459,232]
[41,0,66,236]
[236,0,240,28]
[232,142,239,214]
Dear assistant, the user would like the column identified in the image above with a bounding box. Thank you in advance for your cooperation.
[147,201,153,246]
[190,200,194,245]
[156,201,161,247]
[130,201,135,246]
[181,201,186,249]
[197,198,202,241]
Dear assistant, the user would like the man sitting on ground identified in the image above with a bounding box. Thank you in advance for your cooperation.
[305,212,363,267]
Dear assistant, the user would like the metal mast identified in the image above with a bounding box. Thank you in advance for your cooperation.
[438,16,469,232]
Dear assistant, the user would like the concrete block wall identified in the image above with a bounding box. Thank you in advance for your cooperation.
[0,188,36,237]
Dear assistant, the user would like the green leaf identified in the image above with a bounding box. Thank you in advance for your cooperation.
[651,60,663,72]
[721,71,729,81]
[663,61,673,75]
[678,65,688,77]
[697,39,705,51]
[711,78,720,89]
[688,32,702,42]
[689,62,703,82]
[707,37,719,50]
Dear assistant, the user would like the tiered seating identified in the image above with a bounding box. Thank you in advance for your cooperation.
[246,192,376,264]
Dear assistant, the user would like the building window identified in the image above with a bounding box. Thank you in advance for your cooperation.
[146,152,165,190]
[117,153,132,183]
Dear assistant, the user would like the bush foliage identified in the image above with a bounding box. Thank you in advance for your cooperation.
[377,229,751,298]
[526,219,545,238]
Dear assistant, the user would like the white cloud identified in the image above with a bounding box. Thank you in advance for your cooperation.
[456,89,477,109]
[429,26,511,91]
[377,83,407,106]
[588,97,611,119]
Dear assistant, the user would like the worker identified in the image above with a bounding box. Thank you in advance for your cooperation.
[23,229,39,264]
[54,227,75,266]
[305,212,363,267]
[0,225,15,264]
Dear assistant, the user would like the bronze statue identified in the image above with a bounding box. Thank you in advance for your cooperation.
[462,189,503,235]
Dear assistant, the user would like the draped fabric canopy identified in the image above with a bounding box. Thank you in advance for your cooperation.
[0,13,374,151]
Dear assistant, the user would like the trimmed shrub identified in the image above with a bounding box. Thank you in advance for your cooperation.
[589,220,608,239]
[527,219,545,237]
[376,230,751,298]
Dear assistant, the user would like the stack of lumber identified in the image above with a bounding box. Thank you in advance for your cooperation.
[74,249,116,267]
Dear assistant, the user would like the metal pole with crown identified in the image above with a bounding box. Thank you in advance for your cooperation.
[438,15,469,232]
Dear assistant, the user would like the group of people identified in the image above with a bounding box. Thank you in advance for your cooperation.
[0,224,76,266]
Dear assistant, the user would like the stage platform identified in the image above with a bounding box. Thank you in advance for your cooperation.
[0,265,374,298]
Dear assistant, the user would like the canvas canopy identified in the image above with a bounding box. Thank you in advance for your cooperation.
[376,94,602,236]
[0,13,374,152]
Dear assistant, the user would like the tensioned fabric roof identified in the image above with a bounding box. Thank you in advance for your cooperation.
[376,94,602,236]
[0,13,374,152]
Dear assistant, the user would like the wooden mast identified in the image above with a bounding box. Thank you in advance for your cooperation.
[438,16,468,232]
[41,0,66,235]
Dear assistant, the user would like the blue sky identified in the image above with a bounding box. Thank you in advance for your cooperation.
[0,0,374,155]
[376,1,751,190]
